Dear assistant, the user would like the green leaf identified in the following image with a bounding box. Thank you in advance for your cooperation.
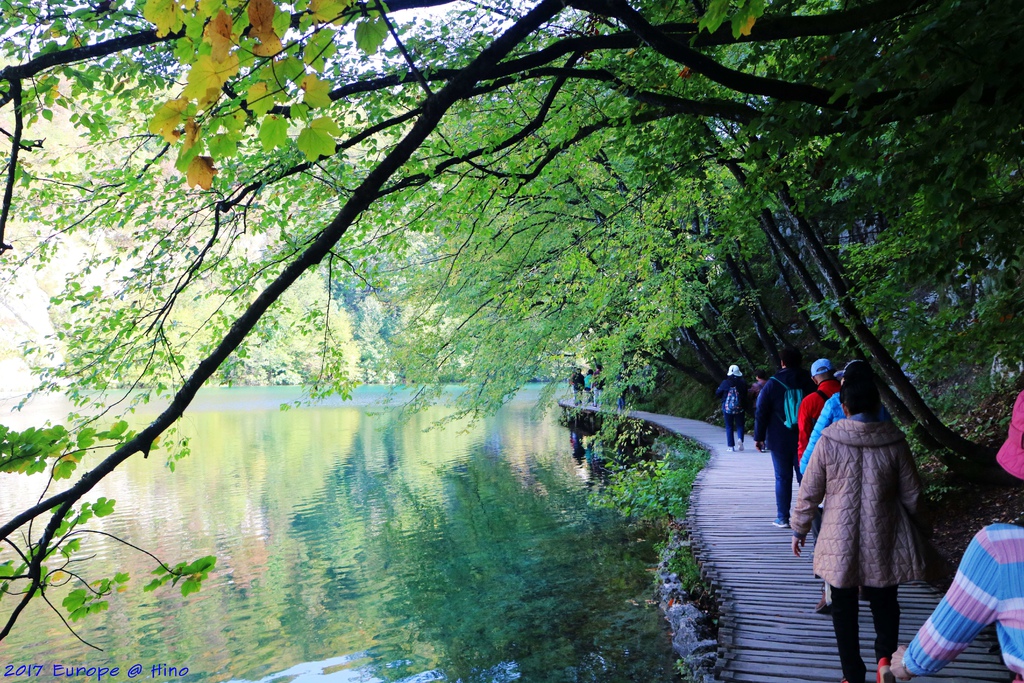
[62,588,87,613]
[303,28,337,72]
[301,74,333,109]
[296,116,341,160]
[52,458,77,480]
[143,578,165,592]
[354,17,388,56]
[246,82,276,116]
[259,115,289,151]
[143,0,185,37]
[62,538,82,558]
[93,497,115,517]
[207,133,238,159]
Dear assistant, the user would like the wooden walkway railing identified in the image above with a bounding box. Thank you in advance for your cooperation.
[558,401,1012,683]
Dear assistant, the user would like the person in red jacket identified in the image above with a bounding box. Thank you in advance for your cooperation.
[798,358,841,459]
[797,357,842,613]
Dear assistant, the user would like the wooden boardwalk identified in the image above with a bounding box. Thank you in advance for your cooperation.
[559,401,1012,683]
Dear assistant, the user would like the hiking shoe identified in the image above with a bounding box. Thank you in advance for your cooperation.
[726,446,734,452]
[877,658,894,683]
[737,441,744,451]
[772,518,789,528]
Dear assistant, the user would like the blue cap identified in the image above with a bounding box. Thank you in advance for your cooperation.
[811,358,833,376]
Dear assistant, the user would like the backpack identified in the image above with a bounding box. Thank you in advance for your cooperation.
[723,383,743,414]
[771,377,804,429]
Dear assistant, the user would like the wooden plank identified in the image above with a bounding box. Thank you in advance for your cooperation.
[557,400,1015,683]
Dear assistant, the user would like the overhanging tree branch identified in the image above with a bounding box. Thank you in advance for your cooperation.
[0,3,568,638]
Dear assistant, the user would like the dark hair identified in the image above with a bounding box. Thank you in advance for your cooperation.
[780,347,803,369]
[840,376,881,415]
[755,369,769,380]
[841,360,874,385]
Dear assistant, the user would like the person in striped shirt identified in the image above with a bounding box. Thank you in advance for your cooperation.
[891,390,1024,681]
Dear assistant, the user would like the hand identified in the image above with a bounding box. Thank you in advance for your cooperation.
[890,645,914,680]
[755,440,765,452]
[791,534,805,557]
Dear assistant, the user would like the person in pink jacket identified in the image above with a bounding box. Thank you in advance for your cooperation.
[791,373,941,683]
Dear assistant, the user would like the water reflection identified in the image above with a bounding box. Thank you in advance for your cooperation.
[0,388,673,682]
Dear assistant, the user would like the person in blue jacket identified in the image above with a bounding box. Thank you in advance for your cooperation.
[754,347,816,528]
[800,360,891,475]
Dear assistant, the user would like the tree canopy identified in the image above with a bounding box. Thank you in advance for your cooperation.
[1,0,1023,641]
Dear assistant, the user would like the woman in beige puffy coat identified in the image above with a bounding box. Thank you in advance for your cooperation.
[791,375,939,683]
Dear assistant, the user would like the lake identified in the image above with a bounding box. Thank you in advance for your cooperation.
[0,387,676,682]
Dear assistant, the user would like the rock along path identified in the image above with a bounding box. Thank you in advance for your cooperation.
[558,400,1011,683]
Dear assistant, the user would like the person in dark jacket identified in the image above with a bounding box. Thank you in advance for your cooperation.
[748,369,768,404]
[715,365,749,452]
[569,368,585,405]
[754,347,816,528]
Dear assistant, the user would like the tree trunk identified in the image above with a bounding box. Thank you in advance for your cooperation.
[657,346,715,386]
[762,232,839,351]
[720,162,974,464]
[775,184,1005,480]
[735,243,791,347]
[680,326,727,381]
[724,251,781,367]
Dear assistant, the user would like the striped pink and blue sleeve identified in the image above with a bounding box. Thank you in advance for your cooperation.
[904,524,1024,677]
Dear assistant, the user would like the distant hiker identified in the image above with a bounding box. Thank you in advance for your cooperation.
[583,369,594,406]
[800,360,890,475]
[890,389,1024,682]
[715,365,749,452]
[754,348,815,528]
[593,364,604,406]
[748,369,768,403]
[791,374,941,683]
[569,368,585,405]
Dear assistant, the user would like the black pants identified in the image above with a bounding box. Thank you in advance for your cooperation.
[829,584,900,683]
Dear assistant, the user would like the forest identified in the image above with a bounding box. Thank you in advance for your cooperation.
[1,0,1023,641]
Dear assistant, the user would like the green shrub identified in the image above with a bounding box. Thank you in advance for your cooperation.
[592,436,709,522]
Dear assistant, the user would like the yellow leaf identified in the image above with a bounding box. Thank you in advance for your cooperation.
[301,74,333,109]
[182,117,201,153]
[249,0,283,56]
[197,86,223,110]
[248,0,274,31]
[182,53,239,101]
[739,15,756,37]
[203,9,236,63]
[148,98,189,143]
[50,571,66,582]
[309,0,352,23]
[252,31,283,57]
[186,156,217,189]
[143,0,184,37]
[246,81,275,116]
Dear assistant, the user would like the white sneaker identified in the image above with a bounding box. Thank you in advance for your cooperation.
[738,442,744,451]
[726,447,734,452]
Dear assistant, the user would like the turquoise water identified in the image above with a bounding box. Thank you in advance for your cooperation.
[0,387,676,682]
